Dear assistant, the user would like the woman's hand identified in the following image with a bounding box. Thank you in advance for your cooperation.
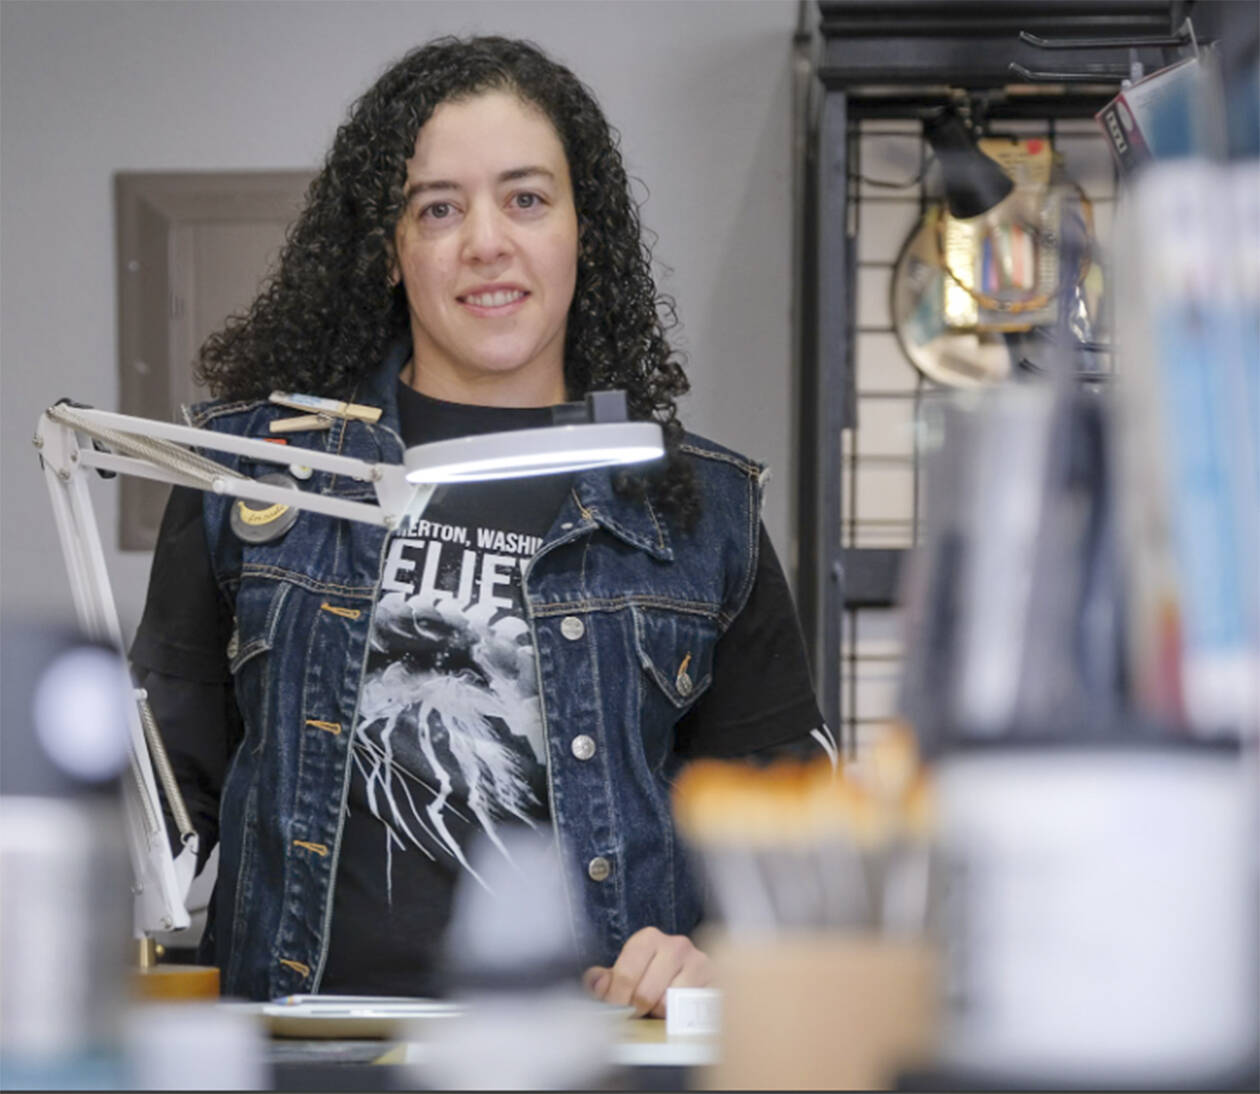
[582,926,712,1018]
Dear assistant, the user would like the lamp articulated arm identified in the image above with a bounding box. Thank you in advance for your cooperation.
[34,396,662,940]
[33,403,428,939]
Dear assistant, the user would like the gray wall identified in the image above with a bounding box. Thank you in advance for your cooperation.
[1,0,798,641]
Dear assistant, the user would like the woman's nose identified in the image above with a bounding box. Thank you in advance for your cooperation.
[462,203,511,264]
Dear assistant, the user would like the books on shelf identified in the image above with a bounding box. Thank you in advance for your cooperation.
[1096,58,1202,174]
[1114,159,1260,735]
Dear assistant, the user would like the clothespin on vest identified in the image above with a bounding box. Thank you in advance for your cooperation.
[268,391,383,424]
[269,413,333,434]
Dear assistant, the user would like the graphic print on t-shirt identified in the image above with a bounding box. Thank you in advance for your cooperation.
[351,486,552,896]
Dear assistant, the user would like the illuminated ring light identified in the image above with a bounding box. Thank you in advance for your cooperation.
[404,422,665,484]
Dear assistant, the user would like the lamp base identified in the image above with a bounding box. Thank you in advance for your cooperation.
[133,940,220,1001]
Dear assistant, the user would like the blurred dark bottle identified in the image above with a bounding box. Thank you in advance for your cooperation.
[419,828,615,1090]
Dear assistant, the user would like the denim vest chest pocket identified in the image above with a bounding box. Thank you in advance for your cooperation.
[630,604,718,771]
[228,577,291,756]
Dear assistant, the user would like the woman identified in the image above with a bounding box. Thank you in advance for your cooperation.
[132,35,828,1014]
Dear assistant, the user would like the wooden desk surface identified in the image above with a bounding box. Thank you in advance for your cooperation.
[615,1017,717,1065]
[373,1016,717,1069]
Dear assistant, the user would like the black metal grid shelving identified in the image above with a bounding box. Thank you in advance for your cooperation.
[796,0,1206,759]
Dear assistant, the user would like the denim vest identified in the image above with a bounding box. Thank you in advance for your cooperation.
[189,355,764,1001]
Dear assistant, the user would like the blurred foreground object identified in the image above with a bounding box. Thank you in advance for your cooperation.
[121,1002,266,1090]
[900,148,1257,744]
[894,384,1259,1083]
[674,737,936,934]
[937,743,1257,1086]
[674,739,940,1088]
[1113,159,1260,736]
[0,623,131,1089]
[702,933,936,1091]
[415,828,615,1090]
[898,384,1123,749]
[890,111,1259,1081]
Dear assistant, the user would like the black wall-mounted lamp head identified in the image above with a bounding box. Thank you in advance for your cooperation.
[924,109,1015,219]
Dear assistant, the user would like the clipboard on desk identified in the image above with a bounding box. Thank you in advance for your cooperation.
[254,994,638,1039]
[259,995,464,1039]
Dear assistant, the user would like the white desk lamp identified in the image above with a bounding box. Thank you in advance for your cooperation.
[33,393,663,941]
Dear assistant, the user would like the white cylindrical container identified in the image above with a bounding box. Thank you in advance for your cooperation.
[0,797,131,1087]
[1,625,134,1089]
[937,744,1258,1085]
[123,1003,269,1090]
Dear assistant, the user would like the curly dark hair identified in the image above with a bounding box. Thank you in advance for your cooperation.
[196,35,697,525]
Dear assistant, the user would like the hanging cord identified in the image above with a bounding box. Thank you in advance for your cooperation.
[46,401,248,489]
[855,153,937,191]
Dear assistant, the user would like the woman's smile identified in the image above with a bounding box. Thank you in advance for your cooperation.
[457,283,530,314]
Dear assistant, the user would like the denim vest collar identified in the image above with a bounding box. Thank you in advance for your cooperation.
[569,473,674,562]
[352,337,674,563]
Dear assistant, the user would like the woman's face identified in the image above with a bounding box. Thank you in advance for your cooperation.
[393,90,579,406]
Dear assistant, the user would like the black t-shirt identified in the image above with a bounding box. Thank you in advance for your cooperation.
[325,390,569,995]
[131,384,825,996]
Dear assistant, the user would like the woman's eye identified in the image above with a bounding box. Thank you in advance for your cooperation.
[512,192,542,210]
[422,201,454,220]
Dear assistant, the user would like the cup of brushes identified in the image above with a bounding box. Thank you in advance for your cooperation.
[673,727,942,1090]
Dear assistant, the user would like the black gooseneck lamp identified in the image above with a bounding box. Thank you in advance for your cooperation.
[923,108,1015,219]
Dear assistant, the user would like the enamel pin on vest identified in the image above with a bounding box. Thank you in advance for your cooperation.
[229,472,301,544]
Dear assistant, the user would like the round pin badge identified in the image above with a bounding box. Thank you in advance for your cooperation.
[229,472,301,544]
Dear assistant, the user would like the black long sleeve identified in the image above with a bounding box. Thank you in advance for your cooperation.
[130,486,238,872]
[673,527,829,762]
[133,667,242,871]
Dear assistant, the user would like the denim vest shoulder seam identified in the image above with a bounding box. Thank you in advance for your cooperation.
[677,438,763,626]
[678,441,763,478]
[188,398,268,427]
[730,456,761,625]
[188,398,405,467]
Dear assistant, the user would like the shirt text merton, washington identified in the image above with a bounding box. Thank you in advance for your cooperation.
[379,524,546,612]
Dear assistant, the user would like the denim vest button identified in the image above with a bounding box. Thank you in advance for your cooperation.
[571,734,596,761]
[676,671,694,697]
[587,856,611,882]
[560,616,585,640]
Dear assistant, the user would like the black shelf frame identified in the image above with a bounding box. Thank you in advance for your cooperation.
[796,0,1200,744]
